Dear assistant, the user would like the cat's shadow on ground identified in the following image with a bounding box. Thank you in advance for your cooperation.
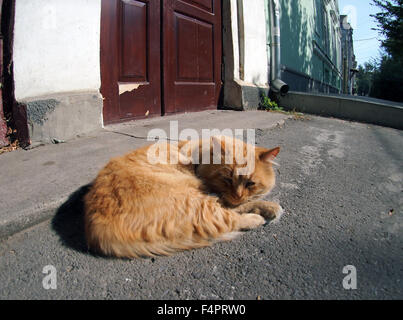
[51,184,92,254]
[51,185,149,260]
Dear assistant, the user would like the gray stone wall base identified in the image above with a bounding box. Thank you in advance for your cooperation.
[20,91,103,146]
[223,79,269,111]
[278,91,403,130]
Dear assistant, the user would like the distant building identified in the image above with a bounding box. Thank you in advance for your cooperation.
[340,15,358,95]
[267,0,343,94]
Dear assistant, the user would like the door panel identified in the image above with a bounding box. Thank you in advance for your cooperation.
[101,0,221,123]
[175,13,214,82]
[101,0,161,124]
[163,0,221,114]
[120,0,148,81]
[180,0,213,13]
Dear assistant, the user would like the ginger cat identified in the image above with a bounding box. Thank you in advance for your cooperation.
[84,136,283,258]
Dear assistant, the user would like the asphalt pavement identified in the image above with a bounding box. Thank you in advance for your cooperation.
[0,114,402,299]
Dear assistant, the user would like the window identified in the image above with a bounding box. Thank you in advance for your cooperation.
[324,68,330,84]
[322,6,329,54]
[313,0,321,37]
[332,26,337,61]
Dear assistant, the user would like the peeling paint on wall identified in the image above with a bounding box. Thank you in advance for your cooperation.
[26,99,60,125]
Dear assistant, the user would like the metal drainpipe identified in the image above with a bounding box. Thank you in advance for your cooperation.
[269,0,289,95]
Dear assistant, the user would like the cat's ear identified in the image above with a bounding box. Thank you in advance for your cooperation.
[211,136,223,152]
[211,136,230,155]
[178,141,195,165]
[259,147,280,163]
[211,136,234,163]
[178,150,192,165]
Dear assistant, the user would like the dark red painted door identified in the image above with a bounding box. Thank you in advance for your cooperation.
[101,0,222,124]
[163,0,222,114]
[101,0,161,124]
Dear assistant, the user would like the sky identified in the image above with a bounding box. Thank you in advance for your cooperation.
[338,0,384,66]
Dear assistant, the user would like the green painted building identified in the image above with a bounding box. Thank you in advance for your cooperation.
[265,0,343,94]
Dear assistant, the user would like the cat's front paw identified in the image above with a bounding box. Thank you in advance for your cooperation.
[249,201,284,221]
[238,214,266,230]
[269,204,284,224]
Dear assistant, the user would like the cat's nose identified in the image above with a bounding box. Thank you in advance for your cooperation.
[236,187,243,198]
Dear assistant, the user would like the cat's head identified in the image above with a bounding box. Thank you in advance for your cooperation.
[196,136,280,207]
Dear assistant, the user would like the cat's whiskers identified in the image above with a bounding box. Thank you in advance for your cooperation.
[268,159,280,166]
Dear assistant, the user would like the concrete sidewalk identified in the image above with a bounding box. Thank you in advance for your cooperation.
[0,110,290,239]
[1,114,402,299]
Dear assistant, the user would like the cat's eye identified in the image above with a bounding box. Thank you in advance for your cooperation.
[245,181,255,188]
[223,177,233,185]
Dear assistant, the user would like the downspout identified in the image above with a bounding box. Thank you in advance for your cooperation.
[269,0,289,95]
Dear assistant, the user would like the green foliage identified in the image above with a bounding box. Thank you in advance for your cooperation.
[260,94,283,111]
[357,56,403,102]
[371,55,403,102]
[358,0,403,102]
[371,0,403,61]
[356,61,376,96]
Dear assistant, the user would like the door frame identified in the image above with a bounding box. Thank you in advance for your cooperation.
[0,0,8,147]
[0,0,29,148]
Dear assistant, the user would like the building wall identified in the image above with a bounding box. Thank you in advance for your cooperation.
[13,0,103,145]
[340,15,357,94]
[241,0,269,85]
[267,0,342,94]
[223,0,269,110]
[14,0,101,100]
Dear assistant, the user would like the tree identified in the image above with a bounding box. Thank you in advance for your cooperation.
[370,55,403,102]
[356,62,376,96]
[365,0,403,102]
[371,0,403,61]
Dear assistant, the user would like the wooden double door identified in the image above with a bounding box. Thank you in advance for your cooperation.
[101,0,222,124]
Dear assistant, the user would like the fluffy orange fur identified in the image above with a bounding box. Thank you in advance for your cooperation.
[84,136,283,258]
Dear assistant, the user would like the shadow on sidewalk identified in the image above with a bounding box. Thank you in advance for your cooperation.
[51,184,91,253]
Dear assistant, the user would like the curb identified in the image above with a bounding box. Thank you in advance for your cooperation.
[0,197,68,240]
[278,92,403,130]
